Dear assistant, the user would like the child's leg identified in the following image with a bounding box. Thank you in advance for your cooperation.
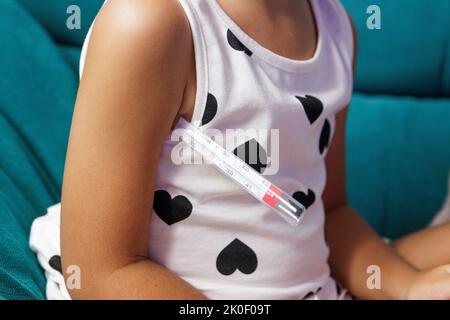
[392,222,450,271]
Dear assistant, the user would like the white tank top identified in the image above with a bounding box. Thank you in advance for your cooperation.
[81,0,354,299]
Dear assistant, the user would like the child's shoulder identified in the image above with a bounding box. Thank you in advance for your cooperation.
[95,0,192,52]
[79,0,195,122]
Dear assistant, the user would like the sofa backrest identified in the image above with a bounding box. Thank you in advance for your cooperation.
[342,0,450,97]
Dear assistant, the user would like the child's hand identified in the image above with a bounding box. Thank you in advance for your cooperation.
[406,265,450,300]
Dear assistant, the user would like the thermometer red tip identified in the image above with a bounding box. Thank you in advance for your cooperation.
[262,185,282,208]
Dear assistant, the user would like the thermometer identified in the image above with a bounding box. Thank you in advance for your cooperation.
[177,119,306,226]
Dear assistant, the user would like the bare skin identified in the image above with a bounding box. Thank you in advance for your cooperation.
[393,223,450,271]
[61,0,450,300]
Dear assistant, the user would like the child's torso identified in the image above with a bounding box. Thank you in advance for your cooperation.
[145,0,354,299]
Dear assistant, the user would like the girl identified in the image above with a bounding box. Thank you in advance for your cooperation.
[32,0,450,299]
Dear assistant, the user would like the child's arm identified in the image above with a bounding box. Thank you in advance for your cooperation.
[324,19,450,299]
[324,109,412,299]
[324,108,450,300]
[60,0,204,299]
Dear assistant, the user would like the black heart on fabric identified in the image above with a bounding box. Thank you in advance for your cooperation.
[302,287,322,300]
[227,30,253,56]
[296,95,324,125]
[293,189,316,210]
[302,291,315,300]
[233,139,268,174]
[319,119,331,155]
[336,282,343,296]
[201,93,218,126]
[216,239,258,276]
[153,190,193,225]
[49,255,62,274]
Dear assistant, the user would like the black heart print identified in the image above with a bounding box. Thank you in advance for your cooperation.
[153,190,193,225]
[201,93,218,126]
[302,287,322,300]
[216,239,258,275]
[227,30,253,56]
[49,255,62,274]
[319,119,331,155]
[233,139,268,174]
[336,282,343,296]
[296,95,324,125]
[302,291,315,300]
[293,189,316,210]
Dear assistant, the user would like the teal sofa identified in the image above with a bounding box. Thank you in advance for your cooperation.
[0,0,449,299]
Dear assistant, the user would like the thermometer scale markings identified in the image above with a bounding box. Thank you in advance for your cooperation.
[178,119,305,225]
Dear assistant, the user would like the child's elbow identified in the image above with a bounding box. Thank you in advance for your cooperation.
[60,251,105,300]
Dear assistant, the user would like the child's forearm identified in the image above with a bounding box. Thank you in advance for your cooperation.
[66,259,206,300]
[325,205,419,299]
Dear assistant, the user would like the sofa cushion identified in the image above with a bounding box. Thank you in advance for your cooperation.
[0,0,80,299]
[342,0,450,96]
[58,44,82,75]
[347,93,450,238]
[1,0,77,189]
[0,118,49,300]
